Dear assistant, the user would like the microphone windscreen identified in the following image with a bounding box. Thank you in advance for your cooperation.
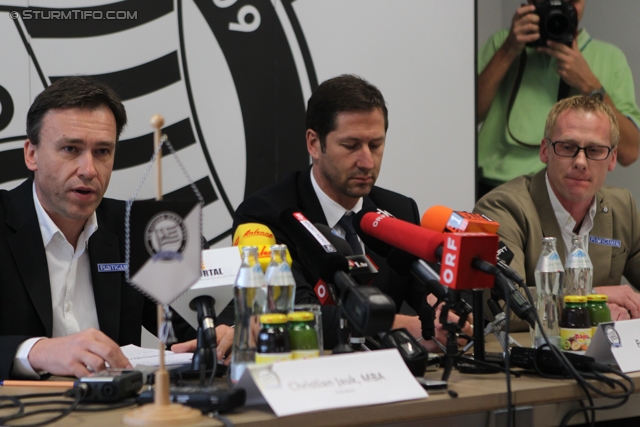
[358,212,444,263]
[233,223,292,271]
[420,205,453,232]
[422,205,500,234]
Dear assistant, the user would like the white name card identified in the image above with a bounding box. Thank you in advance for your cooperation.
[585,319,640,373]
[171,247,240,329]
[236,349,428,417]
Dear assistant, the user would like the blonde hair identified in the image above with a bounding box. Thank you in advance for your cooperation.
[544,95,620,148]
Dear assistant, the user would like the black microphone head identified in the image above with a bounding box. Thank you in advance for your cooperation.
[497,241,515,265]
[314,223,354,256]
[352,208,396,256]
[387,249,448,302]
[279,208,349,283]
[386,248,418,277]
[189,295,215,313]
[315,223,379,285]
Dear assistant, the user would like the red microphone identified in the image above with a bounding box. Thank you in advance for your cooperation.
[314,279,336,305]
[422,205,499,234]
[358,212,444,263]
[359,212,497,290]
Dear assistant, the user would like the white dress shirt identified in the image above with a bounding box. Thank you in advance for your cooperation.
[310,167,364,252]
[546,172,597,258]
[12,184,100,378]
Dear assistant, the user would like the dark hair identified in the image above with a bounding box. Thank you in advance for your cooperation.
[26,76,127,145]
[305,74,388,151]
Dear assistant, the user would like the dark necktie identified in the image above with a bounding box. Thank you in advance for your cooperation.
[338,213,364,255]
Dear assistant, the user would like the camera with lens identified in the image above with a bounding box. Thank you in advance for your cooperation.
[528,0,578,48]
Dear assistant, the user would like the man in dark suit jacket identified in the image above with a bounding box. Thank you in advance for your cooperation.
[0,77,231,381]
[0,180,163,380]
[234,75,469,350]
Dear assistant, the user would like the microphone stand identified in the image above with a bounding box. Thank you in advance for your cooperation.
[438,291,514,381]
[332,307,356,355]
[485,299,523,353]
[191,326,214,386]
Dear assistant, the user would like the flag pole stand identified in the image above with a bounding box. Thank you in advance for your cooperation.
[123,115,201,426]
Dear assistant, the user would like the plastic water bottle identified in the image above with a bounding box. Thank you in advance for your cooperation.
[230,246,266,383]
[532,237,565,349]
[264,245,296,314]
[565,235,593,296]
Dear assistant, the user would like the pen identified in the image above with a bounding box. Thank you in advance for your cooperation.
[0,380,76,388]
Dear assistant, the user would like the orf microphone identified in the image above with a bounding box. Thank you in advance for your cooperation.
[421,207,525,286]
[421,205,500,234]
[358,212,498,290]
[421,206,534,326]
[352,208,397,257]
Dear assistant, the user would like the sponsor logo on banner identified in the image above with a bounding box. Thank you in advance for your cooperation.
[145,211,188,261]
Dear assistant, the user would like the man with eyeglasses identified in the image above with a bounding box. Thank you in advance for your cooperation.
[475,95,640,328]
[477,0,640,197]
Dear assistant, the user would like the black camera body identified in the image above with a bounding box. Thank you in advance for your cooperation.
[528,0,578,48]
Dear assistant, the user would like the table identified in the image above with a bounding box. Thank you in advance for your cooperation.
[1,334,638,427]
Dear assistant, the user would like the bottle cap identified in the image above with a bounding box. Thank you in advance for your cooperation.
[288,311,314,322]
[564,295,588,303]
[260,313,288,324]
[586,294,608,302]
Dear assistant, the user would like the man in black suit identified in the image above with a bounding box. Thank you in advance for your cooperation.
[234,75,469,350]
[0,77,232,380]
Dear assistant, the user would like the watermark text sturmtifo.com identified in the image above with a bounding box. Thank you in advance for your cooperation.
[10,10,137,20]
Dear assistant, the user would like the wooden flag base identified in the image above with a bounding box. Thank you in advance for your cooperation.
[124,306,202,426]
[123,369,201,426]
[123,403,202,426]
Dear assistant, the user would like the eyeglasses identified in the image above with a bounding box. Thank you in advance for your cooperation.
[548,139,613,161]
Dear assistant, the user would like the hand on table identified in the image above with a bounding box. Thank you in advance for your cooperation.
[28,328,132,378]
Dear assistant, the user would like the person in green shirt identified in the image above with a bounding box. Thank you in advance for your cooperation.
[477,0,640,197]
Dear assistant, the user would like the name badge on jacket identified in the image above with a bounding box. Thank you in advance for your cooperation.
[98,263,128,272]
[589,236,621,248]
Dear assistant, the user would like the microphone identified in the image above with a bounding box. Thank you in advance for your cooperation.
[495,241,527,287]
[189,295,217,348]
[352,208,397,257]
[492,244,535,327]
[314,223,379,286]
[358,212,498,290]
[233,223,292,272]
[421,207,525,286]
[386,249,447,303]
[279,209,395,335]
[421,206,535,327]
[421,205,500,234]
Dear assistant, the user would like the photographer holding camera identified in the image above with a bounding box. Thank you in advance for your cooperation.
[477,0,640,197]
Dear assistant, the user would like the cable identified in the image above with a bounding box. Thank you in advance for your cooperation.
[209,410,235,427]
[497,272,514,427]
[521,278,635,427]
[208,342,218,387]
[0,386,84,427]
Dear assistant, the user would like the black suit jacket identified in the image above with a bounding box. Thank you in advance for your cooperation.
[0,180,192,380]
[233,168,423,349]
